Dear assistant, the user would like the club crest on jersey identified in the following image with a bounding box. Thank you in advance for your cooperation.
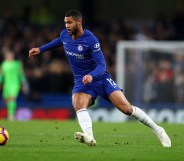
[78,45,83,51]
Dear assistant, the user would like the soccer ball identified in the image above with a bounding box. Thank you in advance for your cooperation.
[0,126,9,145]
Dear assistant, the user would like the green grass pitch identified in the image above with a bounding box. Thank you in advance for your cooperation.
[0,120,183,161]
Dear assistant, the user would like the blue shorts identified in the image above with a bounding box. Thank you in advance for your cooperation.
[72,75,122,103]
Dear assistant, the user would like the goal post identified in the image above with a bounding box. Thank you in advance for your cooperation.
[116,41,184,105]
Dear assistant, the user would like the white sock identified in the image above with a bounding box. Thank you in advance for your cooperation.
[131,106,160,132]
[76,109,94,138]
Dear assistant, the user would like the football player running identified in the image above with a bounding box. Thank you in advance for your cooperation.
[29,10,171,147]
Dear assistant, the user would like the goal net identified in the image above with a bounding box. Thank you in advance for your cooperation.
[116,41,184,107]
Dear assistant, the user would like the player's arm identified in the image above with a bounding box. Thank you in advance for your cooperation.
[18,61,29,94]
[89,49,106,77]
[19,62,26,83]
[29,37,62,58]
[0,66,3,90]
[89,40,106,76]
[83,41,106,85]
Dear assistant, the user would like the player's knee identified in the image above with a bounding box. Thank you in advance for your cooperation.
[73,102,81,111]
[72,100,87,111]
[119,104,133,115]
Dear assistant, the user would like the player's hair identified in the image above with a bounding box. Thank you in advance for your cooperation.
[65,10,82,19]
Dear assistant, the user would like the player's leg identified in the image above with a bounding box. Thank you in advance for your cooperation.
[72,92,96,146]
[109,90,159,129]
[6,98,17,121]
[3,88,18,121]
[73,92,94,137]
[109,90,171,147]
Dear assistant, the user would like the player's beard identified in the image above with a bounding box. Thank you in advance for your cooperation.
[69,23,79,36]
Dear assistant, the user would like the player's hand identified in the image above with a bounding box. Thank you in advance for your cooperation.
[22,83,29,95]
[82,74,93,85]
[29,48,40,58]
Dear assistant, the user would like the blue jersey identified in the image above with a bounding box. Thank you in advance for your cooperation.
[39,29,121,101]
[40,29,110,84]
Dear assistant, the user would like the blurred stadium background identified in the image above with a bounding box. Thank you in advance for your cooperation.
[0,0,184,123]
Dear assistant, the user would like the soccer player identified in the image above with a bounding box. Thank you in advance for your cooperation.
[29,10,171,147]
[0,48,27,121]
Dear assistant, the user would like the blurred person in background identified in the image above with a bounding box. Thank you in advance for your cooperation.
[0,47,28,121]
[29,10,171,147]
[155,60,174,103]
[173,54,184,103]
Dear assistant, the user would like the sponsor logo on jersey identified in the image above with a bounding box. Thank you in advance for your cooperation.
[66,50,84,59]
[93,43,101,52]
[94,43,100,49]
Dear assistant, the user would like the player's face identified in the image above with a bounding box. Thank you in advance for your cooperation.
[64,16,80,36]
[4,51,14,61]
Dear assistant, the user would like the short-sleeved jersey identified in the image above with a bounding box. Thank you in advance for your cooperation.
[60,29,110,84]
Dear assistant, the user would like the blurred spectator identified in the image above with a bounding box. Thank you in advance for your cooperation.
[174,73,184,103]
[172,11,184,40]
[155,60,174,103]
[143,64,157,103]
[152,14,174,40]
[173,54,184,103]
